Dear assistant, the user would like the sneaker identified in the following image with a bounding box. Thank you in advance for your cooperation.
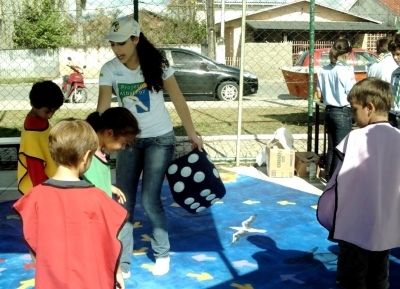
[152,256,170,276]
[121,270,131,279]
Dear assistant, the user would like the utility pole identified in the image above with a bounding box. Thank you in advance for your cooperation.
[206,0,216,60]
[307,0,315,152]
[220,0,225,40]
[133,0,138,21]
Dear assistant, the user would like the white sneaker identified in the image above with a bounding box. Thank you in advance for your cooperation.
[152,256,170,276]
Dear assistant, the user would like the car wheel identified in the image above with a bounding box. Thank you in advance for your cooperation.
[72,88,88,103]
[217,81,239,101]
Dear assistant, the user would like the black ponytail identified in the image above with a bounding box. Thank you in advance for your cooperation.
[136,33,169,92]
[330,38,352,65]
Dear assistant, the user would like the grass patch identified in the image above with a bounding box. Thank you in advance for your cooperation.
[0,77,48,85]
[0,106,323,137]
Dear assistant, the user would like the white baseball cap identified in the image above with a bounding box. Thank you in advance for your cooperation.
[105,15,140,42]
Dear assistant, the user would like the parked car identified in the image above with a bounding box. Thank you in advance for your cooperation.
[281,48,378,99]
[159,47,258,101]
[295,48,378,81]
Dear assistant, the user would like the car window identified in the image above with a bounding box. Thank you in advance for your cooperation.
[320,53,330,66]
[352,52,378,72]
[171,51,203,69]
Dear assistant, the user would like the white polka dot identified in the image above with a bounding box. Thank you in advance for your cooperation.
[200,189,211,197]
[206,194,216,201]
[184,198,195,205]
[180,166,192,177]
[196,207,206,213]
[173,181,185,193]
[168,164,178,174]
[211,198,220,204]
[188,153,199,163]
[213,168,220,178]
[193,171,205,183]
[190,202,200,209]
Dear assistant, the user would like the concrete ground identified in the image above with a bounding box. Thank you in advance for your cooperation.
[0,170,19,202]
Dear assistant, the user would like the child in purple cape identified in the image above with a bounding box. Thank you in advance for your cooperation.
[317,77,400,289]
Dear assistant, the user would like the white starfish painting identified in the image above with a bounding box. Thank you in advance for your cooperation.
[230,215,267,244]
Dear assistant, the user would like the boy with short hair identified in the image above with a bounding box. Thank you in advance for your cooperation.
[17,80,64,194]
[317,77,400,289]
[388,34,400,127]
[14,119,127,289]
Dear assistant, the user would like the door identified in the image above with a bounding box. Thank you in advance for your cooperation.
[169,50,216,96]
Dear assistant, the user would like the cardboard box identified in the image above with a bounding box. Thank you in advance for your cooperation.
[295,152,319,179]
[265,146,295,178]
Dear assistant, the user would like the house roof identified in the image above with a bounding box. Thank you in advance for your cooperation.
[379,0,400,15]
[213,0,285,4]
[213,0,357,11]
[212,0,279,4]
[247,20,397,32]
[220,0,382,25]
[309,0,357,11]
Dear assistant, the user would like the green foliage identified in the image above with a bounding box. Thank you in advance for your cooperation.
[80,10,119,47]
[163,19,207,44]
[13,0,73,49]
[160,0,207,44]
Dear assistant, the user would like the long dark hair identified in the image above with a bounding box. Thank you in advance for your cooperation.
[86,107,140,137]
[136,33,169,92]
[329,38,352,65]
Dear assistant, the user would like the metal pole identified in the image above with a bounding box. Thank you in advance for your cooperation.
[221,0,225,39]
[235,0,247,166]
[307,0,315,152]
[206,0,216,59]
[134,0,139,21]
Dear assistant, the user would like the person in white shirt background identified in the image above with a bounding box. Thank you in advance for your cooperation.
[367,37,398,83]
[315,38,356,180]
[388,34,400,128]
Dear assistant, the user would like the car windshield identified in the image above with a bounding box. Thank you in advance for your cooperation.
[295,51,308,66]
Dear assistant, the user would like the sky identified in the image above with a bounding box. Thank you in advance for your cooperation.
[66,0,167,16]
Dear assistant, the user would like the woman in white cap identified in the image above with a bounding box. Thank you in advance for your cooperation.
[97,15,203,276]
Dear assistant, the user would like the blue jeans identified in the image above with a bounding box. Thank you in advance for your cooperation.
[324,106,352,179]
[116,130,175,258]
[118,221,133,272]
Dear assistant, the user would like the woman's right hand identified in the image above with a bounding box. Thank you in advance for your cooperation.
[188,133,203,152]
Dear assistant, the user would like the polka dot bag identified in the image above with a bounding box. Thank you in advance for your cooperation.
[166,148,226,214]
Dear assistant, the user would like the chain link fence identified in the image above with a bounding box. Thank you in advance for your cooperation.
[0,0,399,167]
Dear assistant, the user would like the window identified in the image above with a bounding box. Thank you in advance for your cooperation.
[171,51,203,69]
[352,52,377,72]
[320,53,330,66]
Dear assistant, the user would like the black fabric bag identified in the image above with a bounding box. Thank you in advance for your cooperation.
[166,148,226,214]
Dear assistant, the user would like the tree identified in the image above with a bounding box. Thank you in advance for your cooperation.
[81,10,119,47]
[13,0,73,49]
[162,0,207,44]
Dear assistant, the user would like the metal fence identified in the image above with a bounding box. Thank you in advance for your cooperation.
[0,0,399,166]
